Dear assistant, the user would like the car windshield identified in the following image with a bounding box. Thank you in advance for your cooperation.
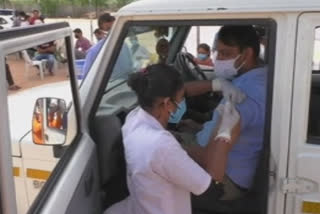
[0,10,13,16]
[98,25,179,114]
[107,25,178,83]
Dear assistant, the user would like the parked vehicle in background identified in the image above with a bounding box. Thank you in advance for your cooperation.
[0,15,13,29]
[0,9,15,29]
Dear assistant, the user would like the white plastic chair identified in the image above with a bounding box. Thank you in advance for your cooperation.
[22,50,48,80]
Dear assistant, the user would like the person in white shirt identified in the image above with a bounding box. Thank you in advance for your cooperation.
[105,64,242,214]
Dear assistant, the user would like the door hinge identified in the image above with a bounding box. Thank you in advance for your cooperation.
[280,177,319,194]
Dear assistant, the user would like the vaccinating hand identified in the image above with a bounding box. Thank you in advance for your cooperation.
[215,101,240,141]
[211,78,246,103]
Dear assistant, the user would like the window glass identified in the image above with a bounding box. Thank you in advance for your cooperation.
[6,38,78,213]
[308,27,320,144]
[183,26,220,56]
[99,25,178,115]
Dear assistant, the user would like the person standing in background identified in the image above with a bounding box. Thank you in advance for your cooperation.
[34,41,56,75]
[98,13,115,37]
[73,28,92,59]
[94,28,105,42]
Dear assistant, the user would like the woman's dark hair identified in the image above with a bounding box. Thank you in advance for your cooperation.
[198,43,210,53]
[217,25,260,57]
[128,64,184,109]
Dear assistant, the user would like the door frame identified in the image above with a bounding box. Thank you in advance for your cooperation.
[286,12,320,214]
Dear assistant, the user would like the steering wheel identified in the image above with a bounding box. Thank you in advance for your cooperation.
[174,52,207,81]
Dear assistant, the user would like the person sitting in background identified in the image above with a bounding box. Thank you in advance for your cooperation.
[73,28,92,59]
[30,10,40,25]
[194,43,214,67]
[94,28,105,42]
[34,41,56,75]
[20,14,31,27]
[30,9,42,25]
[34,15,45,25]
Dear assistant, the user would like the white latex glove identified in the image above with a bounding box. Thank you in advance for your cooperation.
[212,78,246,103]
[215,101,240,141]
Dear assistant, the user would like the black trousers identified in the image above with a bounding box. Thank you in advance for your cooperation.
[6,63,14,86]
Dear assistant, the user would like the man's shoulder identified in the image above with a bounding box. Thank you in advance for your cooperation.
[235,66,267,84]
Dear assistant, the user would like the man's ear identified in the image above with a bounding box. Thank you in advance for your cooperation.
[242,47,255,62]
[236,47,253,68]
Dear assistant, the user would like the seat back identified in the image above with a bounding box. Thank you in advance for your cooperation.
[92,113,129,210]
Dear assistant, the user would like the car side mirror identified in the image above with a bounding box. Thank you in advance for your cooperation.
[32,98,67,146]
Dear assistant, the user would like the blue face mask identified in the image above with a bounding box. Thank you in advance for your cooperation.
[197,53,209,61]
[168,99,186,124]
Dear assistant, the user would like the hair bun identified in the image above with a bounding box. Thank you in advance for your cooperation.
[128,72,148,96]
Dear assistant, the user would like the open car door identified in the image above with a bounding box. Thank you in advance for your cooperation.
[0,23,102,214]
[285,13,320,214]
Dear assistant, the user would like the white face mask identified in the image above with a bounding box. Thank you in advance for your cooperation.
[214,55,245,80]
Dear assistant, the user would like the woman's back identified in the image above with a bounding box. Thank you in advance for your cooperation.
[116,107,210,214]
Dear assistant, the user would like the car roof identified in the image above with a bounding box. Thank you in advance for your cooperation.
[118,0,320,15]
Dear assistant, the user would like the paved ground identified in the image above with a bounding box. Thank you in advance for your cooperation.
[7,54,69,95]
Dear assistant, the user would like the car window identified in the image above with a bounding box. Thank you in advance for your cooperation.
[98,25,178,115]
[0,10,13,16]
[6,38,78,213]
[183,26,220,56]
[307,27,320,144]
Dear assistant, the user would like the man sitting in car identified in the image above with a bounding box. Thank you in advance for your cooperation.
[182,25,267,212]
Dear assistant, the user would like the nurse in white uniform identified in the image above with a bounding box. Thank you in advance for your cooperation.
[105,63,240,214]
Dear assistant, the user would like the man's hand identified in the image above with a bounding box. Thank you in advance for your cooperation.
[204,101,241,181]
[212,78,246,103]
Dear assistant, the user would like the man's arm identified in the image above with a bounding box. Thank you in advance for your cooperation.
[205,121,241,182]
[184,80,212,97]
[183,144,206,167]
[184,79,246,104]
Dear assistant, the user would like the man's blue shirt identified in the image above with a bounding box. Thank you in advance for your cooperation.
[83,39,133,80]
[196,66,267,188]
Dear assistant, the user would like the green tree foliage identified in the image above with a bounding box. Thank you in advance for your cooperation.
[10,0,137,16]
[39,0,58,16]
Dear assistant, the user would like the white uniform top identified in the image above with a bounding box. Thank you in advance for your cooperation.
[105,107,211,214]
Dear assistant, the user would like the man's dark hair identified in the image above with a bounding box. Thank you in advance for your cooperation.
[198,43,210,53]
[217,25,260,57]
[73,28,82,33]
[33,9,39,13]
[18,11,26,17]
[98,13,115,27]
[128,64,183,109]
